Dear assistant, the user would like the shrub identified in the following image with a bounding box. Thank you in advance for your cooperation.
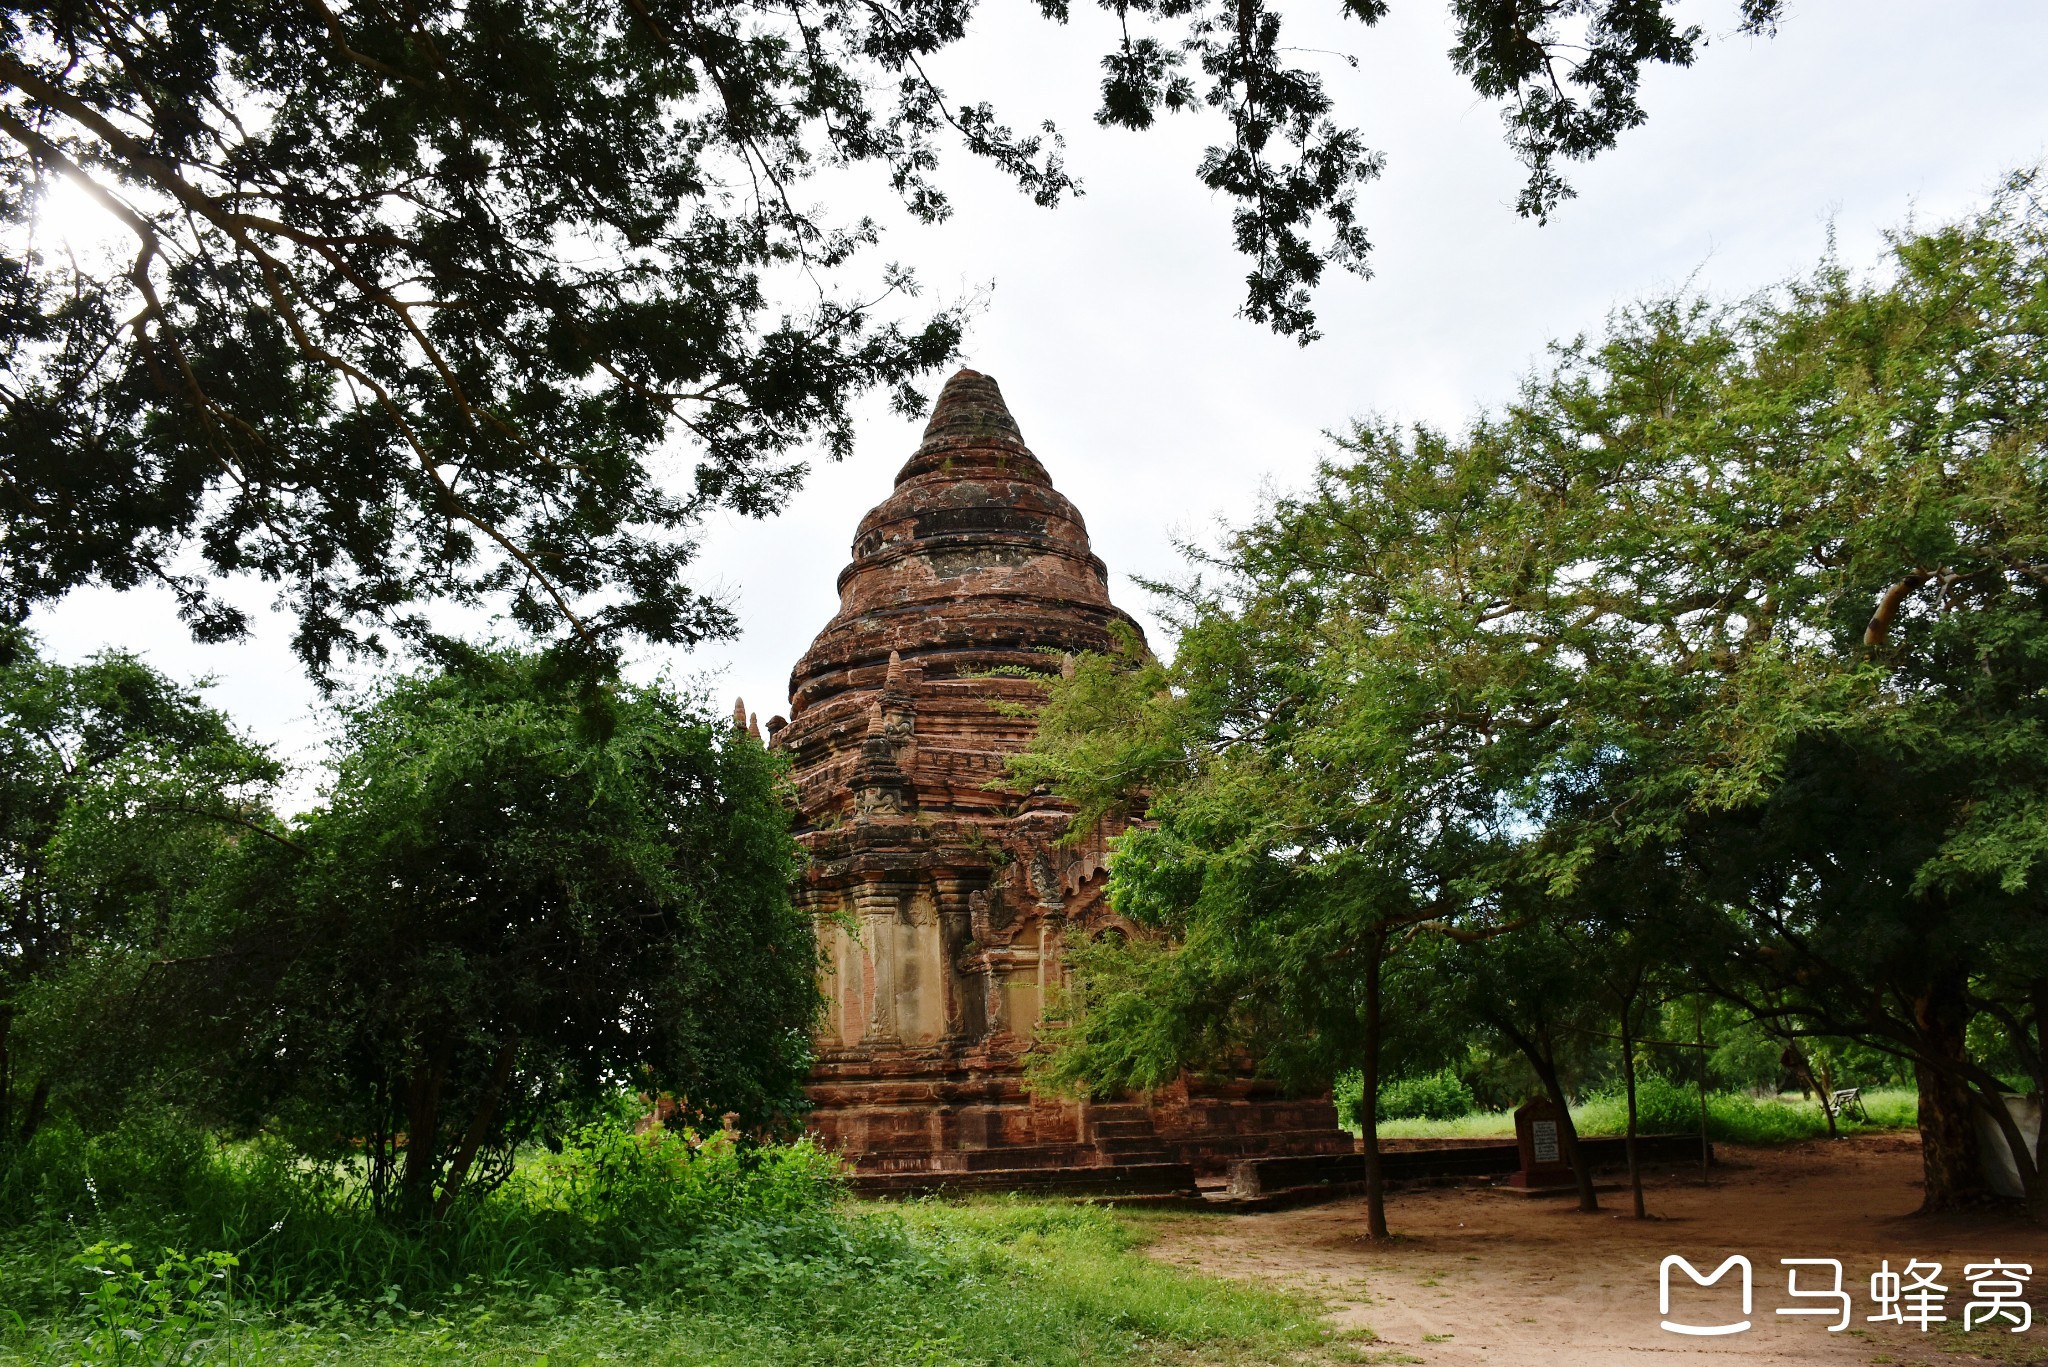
[1381,1069,1476,1122]
[0,1115,1328,1366]
[520,1118,845,1232]
[1335,1068,1477,1127]
[61,1241,246,1366]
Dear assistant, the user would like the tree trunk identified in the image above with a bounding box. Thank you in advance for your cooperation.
[1694,997,1711,1181]
[1621,1009,1645,1220]
[0,1003,12,1144]
[2025,978,2048,1227]
[368,1074,405,1214]
[433,1034,520,1220]
[1913,977,1989,1212]
[1807,1050,1839,1139]
[18,1073,48,1145]
[1359,934,1389,1239]
[400,1051,448,1221]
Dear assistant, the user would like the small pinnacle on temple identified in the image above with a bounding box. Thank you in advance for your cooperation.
[865,695,887,737]
[747,711,762,743]
[1060,652,1076,680]
[920,368,1022,445]
[885,649,905,689]
[732,697,748,730]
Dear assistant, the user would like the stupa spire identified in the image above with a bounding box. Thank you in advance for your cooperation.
[784,368,1138,727]
[918,368,1023,446]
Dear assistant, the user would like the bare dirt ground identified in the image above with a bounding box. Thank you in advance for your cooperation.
[1144,1134,2048,1367]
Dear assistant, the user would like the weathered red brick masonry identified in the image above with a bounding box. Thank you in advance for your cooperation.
[761,369,1352,1196]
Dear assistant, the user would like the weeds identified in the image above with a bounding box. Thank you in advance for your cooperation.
[0,1116,1324,1366]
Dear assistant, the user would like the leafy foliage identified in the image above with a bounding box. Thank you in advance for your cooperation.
[105,646,819,1221]
[1023,169,2048,1223]
[1349,1067,1474,1124]
[66,1240,243,1366]
[0,631,277,1145]
[0,0,988,673]
[0,1109,1324,1366]
[3,3,1785,671]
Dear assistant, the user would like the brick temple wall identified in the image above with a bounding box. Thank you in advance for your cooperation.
[766,370,1352,1190]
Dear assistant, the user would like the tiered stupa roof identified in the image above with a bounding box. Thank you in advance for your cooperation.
[776,369,1143,828]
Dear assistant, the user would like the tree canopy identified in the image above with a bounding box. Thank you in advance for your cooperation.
[1020,170,2048,1226]
[0,629,278,1143]
[4,0,1781,673]
[146,646,818,1219]
[5,644,818,1221]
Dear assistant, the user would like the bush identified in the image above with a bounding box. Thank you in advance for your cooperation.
[1382,1069,1477,1121]
[63,1241,247,1366]
[1335,1068,1477,1127]
[519,1117,846,1231]
[1589,1073,1705,1136]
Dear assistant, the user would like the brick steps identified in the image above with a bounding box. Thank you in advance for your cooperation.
[851,1161,1200,1199]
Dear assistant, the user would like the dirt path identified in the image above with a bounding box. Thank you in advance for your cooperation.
[1145,1134,2048,1366]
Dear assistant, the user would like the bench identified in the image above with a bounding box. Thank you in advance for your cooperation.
[1828,1088,1867,1122]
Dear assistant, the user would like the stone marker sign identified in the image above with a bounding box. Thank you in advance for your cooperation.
[1511,1096,1575,1188]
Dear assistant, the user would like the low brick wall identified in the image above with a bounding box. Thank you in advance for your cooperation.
[1226,1134,1712,1198]
[851,1160,1200,1199]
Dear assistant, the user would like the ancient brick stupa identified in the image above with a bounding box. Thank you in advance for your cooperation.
[767,369,1350,1194]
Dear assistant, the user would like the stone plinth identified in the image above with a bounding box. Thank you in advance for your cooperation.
[1511,1096,1575,1188]
[773,369,1351,1186]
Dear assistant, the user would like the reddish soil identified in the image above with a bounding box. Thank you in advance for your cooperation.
[1145,1133,2048,1366]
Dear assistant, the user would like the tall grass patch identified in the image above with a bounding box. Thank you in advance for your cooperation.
[1367,1082,1921,1142]
[0,1115,1326,1366]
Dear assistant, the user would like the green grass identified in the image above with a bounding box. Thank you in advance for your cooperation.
[1374,1083,1919,1144]
[0,1203,1327,1366]
[0,1116,1328,1366]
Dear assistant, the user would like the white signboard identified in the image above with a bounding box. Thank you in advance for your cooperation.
[1532,1119,1560,1164]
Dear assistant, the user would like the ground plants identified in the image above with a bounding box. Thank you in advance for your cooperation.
[63,1242,243,1367]
[0,1112,1326,1366]
[1337,1069,1475,1126]
[1368,1084,1922,1145]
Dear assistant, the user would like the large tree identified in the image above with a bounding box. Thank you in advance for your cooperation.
[1025,171,2048,1222]
[1012,416,1552,1237]
[1471,174,2048,1215]
[0,629,277,1144]
[134,645,818,1220]
[3,1,1781,671]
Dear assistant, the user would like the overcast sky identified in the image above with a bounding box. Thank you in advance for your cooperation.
[28,1,2048,807]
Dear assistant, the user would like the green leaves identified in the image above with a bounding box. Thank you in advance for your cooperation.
[154,646,817,1220]
[0,632,280,1139]
[1,0,985,675]
[68,1241,242,1366]
[2,3,1786,667]
[1023,174,2048,1209]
